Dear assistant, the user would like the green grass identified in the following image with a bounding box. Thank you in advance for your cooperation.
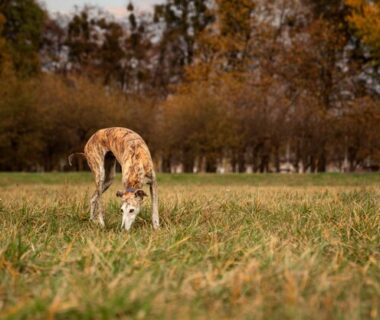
[1,172,380,186]
[0,173,379,319]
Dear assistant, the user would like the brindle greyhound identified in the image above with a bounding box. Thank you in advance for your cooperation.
[69,127,159,231]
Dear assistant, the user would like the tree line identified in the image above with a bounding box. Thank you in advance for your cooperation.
[0,0,379,172]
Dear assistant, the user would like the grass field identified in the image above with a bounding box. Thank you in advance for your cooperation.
[0,173,379,319]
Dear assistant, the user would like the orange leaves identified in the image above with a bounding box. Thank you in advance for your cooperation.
[216,0,256,37]
[346,0,380,56]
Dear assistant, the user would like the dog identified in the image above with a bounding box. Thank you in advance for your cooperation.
[69,127,159,231]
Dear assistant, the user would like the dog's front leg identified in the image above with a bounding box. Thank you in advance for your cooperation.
[150,179,160,230]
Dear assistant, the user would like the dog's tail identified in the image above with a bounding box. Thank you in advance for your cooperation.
[68,153,87,166]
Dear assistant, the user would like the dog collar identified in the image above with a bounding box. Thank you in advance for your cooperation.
[126,187,136,193]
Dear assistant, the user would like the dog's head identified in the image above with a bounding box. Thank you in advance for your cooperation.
[116,189,148,230]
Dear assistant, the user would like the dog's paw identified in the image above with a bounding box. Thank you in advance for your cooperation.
[153,220,160,230]
[90,216,105,228]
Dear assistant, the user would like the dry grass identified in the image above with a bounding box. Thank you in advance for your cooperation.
[0,173,379,319]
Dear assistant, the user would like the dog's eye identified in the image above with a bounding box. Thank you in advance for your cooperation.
[129,209,135,213]
[120,208,123,213]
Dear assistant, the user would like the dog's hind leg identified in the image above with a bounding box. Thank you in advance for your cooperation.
[90,189,100,222]
[90,170,106,227]
[87,154,106,227]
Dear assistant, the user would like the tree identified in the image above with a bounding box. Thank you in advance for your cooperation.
[0,78,44,170]
[40,16,66,73]
[340,96,380,171]
[0,0,46,77]
[161,83,235,172]
[0,13,12,76]
[66,8,99,75]
[118,2,153,93]
[66,4,153,93]
[153,0,214,94]
[346,0,380,59]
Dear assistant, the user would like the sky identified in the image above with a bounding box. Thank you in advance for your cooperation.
[42,0,164,17]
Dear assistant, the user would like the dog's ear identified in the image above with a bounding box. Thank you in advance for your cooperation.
[135,189,148,200]
[116,190,125,198]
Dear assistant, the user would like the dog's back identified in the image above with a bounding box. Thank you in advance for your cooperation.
[84,127,154,182]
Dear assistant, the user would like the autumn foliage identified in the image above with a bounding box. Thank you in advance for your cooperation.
[347,0,380,58]
[0,0,379,172]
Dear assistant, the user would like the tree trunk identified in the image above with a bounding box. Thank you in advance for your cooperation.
[231,151,237,173]
[206,155,217,173]
[294,142,300,173]
[183,149,195,173]
[260,154,270,173]
[317,149,326,173]
[252,145,260,172]
[238,151,246,173]
[274,146,280,173]
[162,154,172,173]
